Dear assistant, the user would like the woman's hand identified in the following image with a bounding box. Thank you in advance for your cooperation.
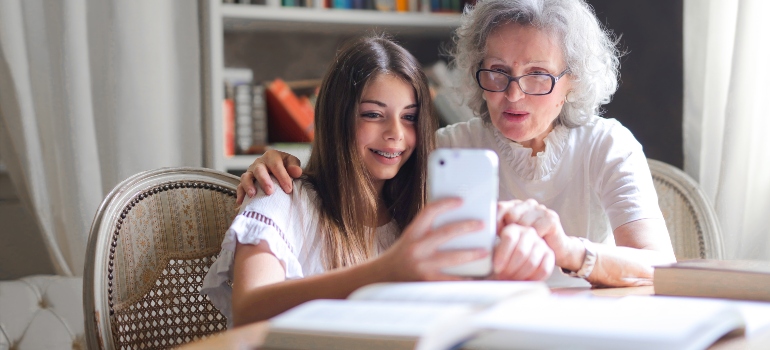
[497,199,585,272]
[497,200,676,287]
[237,150,303,205]
[491,222,554,281]
[374,198,490,282]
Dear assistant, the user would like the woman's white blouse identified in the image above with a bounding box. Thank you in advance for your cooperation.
[437,115,663,246]
[201,179,399,327]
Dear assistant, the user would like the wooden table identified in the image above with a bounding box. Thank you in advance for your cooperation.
[179,286,770,350]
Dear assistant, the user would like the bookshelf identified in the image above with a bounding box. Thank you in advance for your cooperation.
[201,0,461,173]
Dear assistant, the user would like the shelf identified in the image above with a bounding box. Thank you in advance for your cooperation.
[222,5,461,36]
[202,0,458,172]
[222,143,313,171]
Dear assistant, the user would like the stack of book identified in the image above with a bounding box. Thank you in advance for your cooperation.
[223,69,319,157]
[223,68,269,156]
[261,281,754,350]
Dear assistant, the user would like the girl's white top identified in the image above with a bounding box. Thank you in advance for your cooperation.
[201,179,399,327]
[437,115,664,247]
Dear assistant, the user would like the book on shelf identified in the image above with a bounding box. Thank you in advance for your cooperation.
[223,68,254,155]
[265,78,315,143]
[654,259,770,302]
[251,84,269,150]
[263,281,549,350]
[262,281,747,350]
[223,68,269,156]
[222,97,236,157]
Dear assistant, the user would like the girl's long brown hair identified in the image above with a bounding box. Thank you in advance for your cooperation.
[302,35,437,269]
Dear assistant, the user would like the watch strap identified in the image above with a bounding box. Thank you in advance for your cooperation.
[561,237,597,279]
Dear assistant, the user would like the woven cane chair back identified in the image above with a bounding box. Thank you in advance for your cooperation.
[648,159,724,260]
[84,167,239,349]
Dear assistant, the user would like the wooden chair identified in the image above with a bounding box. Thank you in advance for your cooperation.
[83,167,239,349]
[648,159,724,260]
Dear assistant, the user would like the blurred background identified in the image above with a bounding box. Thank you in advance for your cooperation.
[1,0,768,281]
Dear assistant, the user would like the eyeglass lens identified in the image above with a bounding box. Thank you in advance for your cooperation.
[478,71,553,94]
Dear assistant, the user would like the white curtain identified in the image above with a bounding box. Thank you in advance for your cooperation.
[683,0,770,260]
[0,0,202,276]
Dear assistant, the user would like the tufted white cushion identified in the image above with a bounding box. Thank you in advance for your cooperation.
[0,275,84,350]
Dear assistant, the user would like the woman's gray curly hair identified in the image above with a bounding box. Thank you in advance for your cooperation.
[450,0,620,128]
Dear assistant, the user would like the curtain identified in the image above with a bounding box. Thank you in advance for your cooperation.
[683,0,770,260]
[0,0,202,276]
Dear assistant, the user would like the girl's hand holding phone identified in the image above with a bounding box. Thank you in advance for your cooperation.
[373,198,490,282]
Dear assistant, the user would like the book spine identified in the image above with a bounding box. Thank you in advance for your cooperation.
[396,0,408,12]
[234,83,254,154]
[439,0,449,12]
[375,0,394,11]
[252,84,268,149]
[420,0,431,12]
[430,0,439,12]
[222,98,235,157]
[450,0,459,12]
[408,0,418,11]
[265,79,314,143]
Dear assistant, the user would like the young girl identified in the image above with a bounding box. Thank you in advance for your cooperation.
[201,36,497,328]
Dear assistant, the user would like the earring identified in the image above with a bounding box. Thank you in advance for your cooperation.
[565,91,576,103]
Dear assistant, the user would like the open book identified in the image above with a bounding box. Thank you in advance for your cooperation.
[465,295,744,350]
[262,281,548,350]
[262,281,746,350]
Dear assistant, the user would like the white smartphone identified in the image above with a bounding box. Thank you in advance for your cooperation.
[428,148,499,277]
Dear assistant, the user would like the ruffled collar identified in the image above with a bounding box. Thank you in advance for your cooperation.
[491,123,570,181]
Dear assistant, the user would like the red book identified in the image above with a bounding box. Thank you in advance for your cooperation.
[222,98,235,156]
[266,79,315,143]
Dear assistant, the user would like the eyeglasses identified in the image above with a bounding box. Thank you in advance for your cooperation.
[475,68,570,95]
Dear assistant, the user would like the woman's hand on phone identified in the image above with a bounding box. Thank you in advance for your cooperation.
[237,150,303,205]
[375,198,490,282]
[497,199,574,271]
[491,221,554,281]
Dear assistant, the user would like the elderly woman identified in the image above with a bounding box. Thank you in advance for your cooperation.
[238,0,676,287]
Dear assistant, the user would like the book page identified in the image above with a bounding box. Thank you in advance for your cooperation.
[347,281,548,306]
[467,295,744,350]
[732,300,770,337]
[270,299,473,336]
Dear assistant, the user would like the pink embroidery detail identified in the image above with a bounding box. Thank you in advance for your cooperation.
[240,211,296,255]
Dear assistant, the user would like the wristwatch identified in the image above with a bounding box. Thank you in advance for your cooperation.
[561,237,597,279]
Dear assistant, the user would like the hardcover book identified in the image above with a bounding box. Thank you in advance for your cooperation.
[265,78,315,143]
[654,259,770,302]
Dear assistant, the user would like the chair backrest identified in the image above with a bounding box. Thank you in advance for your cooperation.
[84,167,239,349]
[647,159,724,260]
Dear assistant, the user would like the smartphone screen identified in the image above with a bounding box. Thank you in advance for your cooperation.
[428,148,499,277]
